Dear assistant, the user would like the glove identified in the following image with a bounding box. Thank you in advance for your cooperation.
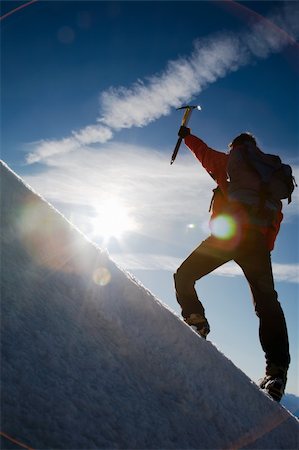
[178,126,191,138]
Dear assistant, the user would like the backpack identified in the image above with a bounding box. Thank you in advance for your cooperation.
[246,152,296,205]
[227,142,297,215]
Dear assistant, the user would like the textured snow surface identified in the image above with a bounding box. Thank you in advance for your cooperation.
[1,160,298,450]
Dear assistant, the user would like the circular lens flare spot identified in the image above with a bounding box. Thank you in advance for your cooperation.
[93,267,111,286]
[57,26,75,44]
[210,214,237,240]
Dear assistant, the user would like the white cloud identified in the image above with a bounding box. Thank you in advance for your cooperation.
[26,137,80,164]
[99,34,244,130]
[242,13,292,59]
[23,143,215,238]
[26,2,299,164]
[72,124,113,145]
[98,3,298,131]
[272,263,299,284]
[26,125,113,164]
[111,252,299,284]
[213,261,299,284]
[213,262,299,284]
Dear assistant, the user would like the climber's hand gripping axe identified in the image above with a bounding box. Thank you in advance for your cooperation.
[170,105,201,165]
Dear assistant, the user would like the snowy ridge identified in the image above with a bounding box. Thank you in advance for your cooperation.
[1,160,298,450]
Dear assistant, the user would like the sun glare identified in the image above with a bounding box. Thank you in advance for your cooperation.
[92,198,137,240]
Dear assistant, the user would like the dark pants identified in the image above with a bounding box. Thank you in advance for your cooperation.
[174,229,290,372]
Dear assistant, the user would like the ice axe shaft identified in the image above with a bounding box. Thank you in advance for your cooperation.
[170,105,200,165]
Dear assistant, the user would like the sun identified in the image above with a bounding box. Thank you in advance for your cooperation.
[92,197,137,240]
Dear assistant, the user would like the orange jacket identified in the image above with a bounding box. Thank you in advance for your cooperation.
[184,134,282,251]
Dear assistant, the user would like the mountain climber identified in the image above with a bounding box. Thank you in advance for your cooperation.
[174,126,290,402]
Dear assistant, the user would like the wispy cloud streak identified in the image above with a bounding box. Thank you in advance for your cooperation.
[112,253,299,284]
[27,125,112,164]
[99,3,298,131]
[99,34,244,130]
[26,2,299,164]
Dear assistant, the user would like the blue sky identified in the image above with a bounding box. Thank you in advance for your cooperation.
[1,1,298,394]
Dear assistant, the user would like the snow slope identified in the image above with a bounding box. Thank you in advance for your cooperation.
[1,160,298,450]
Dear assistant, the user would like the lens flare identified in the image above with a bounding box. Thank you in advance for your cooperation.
[93,267,111,286]
[16,197,77,273]
[210,214,237,240]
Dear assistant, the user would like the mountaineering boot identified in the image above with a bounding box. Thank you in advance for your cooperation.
[259,364,288,402]
[185,313,210,339]
[259,376,286,402]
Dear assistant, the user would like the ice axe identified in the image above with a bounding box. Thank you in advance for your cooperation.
[170,105,201,165]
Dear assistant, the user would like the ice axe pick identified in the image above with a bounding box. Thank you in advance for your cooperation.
[170,105,201,165]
